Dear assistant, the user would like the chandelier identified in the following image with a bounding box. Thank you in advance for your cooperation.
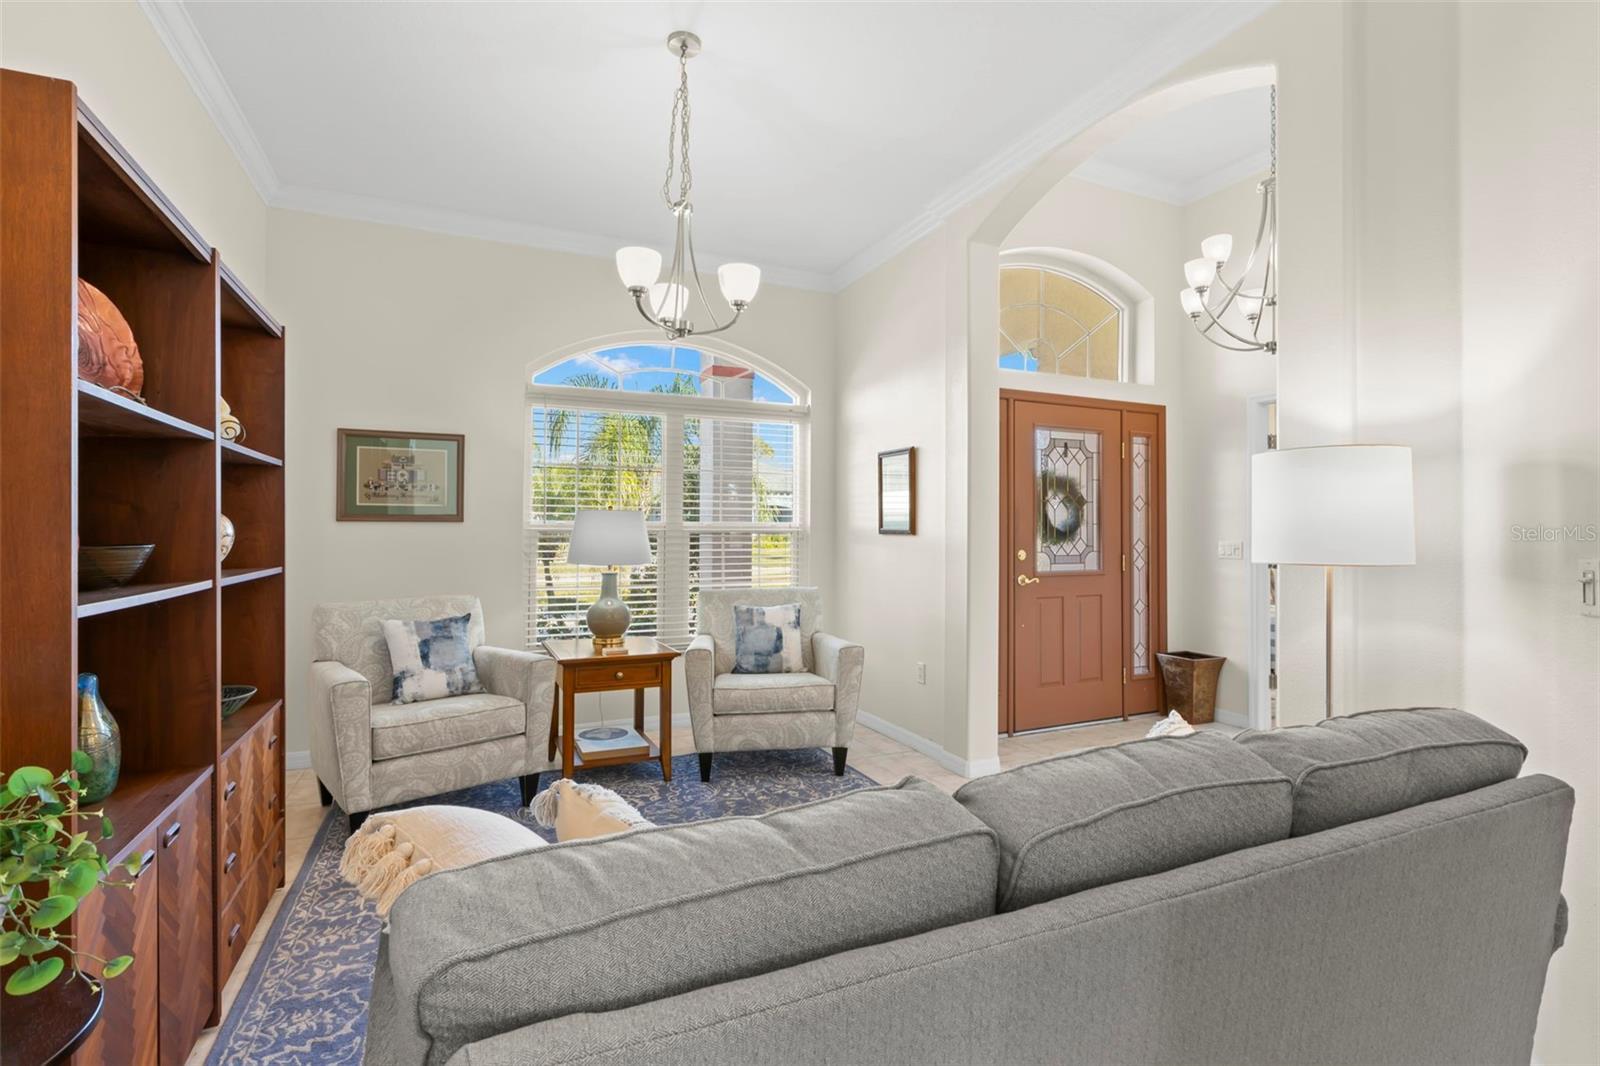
[1179,86,1277,354]
[615,31,760,340]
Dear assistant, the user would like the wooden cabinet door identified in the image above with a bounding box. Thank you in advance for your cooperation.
[157,776,215,1065]
[73,830,160,1066]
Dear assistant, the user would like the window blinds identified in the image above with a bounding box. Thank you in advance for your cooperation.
[525,396,805,649]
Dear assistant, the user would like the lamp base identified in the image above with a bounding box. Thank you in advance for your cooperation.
[586,570,632,650]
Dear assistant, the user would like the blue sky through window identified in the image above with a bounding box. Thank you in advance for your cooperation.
[533,344,797,404]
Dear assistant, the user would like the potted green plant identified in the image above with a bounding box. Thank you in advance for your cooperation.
[1,755,140,996]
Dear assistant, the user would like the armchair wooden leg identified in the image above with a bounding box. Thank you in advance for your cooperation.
[519,773,541,806]
[317,779,332,807]
[698,752,713,783]
[348,810,368,834]
[833,747,848,776]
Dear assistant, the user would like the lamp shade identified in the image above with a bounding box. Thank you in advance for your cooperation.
[568,509,653,566]
[615,246,662,290]
[1251,446,1415,566]
[717,262,761,306]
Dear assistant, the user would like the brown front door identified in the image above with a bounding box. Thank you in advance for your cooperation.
[1002,392,1165,732]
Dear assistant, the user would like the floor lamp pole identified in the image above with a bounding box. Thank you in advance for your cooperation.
[1324,564,1334,719]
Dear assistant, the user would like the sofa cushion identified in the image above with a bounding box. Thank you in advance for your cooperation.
[384,777,998,1065]
[698,586,822,675]
[712,671,835,714]
[955,732,1292,911]
[370,692,524,761]
[1233,707,1527,835]
[312,594,486,695]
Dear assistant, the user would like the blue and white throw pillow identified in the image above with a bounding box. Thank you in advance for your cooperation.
[731,603,804,674]
[382,613,484,704]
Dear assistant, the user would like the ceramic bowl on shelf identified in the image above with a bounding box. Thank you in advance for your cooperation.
[221,684,258,719]
[78,544,155,591]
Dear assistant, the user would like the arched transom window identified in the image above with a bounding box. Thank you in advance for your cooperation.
[525,341,808,647]
[999,265,1124,381]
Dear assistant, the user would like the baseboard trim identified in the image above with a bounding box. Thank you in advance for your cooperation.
[1213,708,1250,729]
[855,711,997,779]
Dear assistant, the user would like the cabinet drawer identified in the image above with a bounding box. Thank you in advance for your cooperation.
[220,736,253,821]
[573,661,661,691]
[220,818,247,904]
[73,829,160,1066]
[219,837,281,986]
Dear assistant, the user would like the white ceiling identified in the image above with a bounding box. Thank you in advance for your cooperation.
[1073,87,1272,205]
[149,1,1273,289]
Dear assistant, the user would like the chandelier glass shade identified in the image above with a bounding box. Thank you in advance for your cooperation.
[616,31,759,340]
[1179,86,1278,354]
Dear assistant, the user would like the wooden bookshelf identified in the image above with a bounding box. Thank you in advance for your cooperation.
[1,69,287,1064]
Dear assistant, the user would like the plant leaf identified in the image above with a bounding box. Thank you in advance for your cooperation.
[59,860,100,900]
[0,930,22,966]
[71,750,93,775]
[99,814,114,840]
[29,895,77,929]
[4,767,52,799]
[4,956,65,996]
[102,954,133,978]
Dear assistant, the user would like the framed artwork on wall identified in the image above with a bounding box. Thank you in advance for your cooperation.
[877,447,916,535]
[336,428,464,521]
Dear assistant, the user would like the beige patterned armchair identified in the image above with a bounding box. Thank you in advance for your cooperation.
[685,587,865,781]
[309,595,556,831]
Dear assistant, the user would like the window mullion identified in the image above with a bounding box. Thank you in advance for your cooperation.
[660,410,689,641]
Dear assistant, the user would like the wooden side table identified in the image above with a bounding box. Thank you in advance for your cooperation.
[541,636,680,781]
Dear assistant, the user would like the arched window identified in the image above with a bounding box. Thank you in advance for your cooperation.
[998,265,1126,381]
[525,338,808,648]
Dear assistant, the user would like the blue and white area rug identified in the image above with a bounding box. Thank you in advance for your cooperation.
[207,750,875,1064]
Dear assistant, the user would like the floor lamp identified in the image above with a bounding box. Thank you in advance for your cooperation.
[1250,445,1415,719]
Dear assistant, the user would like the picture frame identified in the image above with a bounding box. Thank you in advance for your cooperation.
[336,428,464,522]
[877,447,916,535]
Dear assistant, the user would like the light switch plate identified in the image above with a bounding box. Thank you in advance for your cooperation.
[1581,558,1599,618]
[1218,540,1244,560]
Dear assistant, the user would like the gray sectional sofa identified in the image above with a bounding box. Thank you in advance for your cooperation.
[367,708,1571,1065]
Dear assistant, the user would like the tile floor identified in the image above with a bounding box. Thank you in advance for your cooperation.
[183,713,1180,1063]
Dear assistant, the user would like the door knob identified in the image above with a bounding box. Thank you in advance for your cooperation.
[1016,549,1027,561]
[1017,574,1040,586]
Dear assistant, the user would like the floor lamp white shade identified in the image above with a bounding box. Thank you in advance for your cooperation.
[1251,446,1416,718]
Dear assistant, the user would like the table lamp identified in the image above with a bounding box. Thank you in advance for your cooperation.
[568,509,654,649]
[1251,445,1415,718]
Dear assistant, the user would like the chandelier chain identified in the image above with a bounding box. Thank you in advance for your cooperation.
[1269,84,1277,178]
[662,42,693,210]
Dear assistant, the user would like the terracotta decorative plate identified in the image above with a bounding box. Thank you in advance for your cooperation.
[76,278,144,396]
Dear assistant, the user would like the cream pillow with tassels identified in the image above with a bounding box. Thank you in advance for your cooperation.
[529,779,653,841]
[340,805,545,917]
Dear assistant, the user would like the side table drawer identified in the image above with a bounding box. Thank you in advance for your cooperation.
[574,661,661,691]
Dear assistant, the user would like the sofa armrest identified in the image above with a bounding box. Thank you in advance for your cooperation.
[813,632,865,747]
[684,634,717,748]
[308,660,374,814]
[474,645,556,773]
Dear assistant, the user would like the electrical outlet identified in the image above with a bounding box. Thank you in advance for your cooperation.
[915,661,926,684]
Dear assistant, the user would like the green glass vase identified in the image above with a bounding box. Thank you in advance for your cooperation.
[76,673,121,803]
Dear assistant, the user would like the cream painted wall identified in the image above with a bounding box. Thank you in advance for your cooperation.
[0,0,270,296]
[1460,4,1599,1063]
[1175,174,1276,721]
[269,208,837,755]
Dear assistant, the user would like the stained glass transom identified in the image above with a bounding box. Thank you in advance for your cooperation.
[1131,435,1152,676]
[999,266,1123,380]
[1036,427,1101,573]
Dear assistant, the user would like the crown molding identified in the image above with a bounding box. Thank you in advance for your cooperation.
[1172,149,1272,205]
[139,0,281,199]
[826,1,1274,290]
[1069,148,1271,207]
[271,184,834,292]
